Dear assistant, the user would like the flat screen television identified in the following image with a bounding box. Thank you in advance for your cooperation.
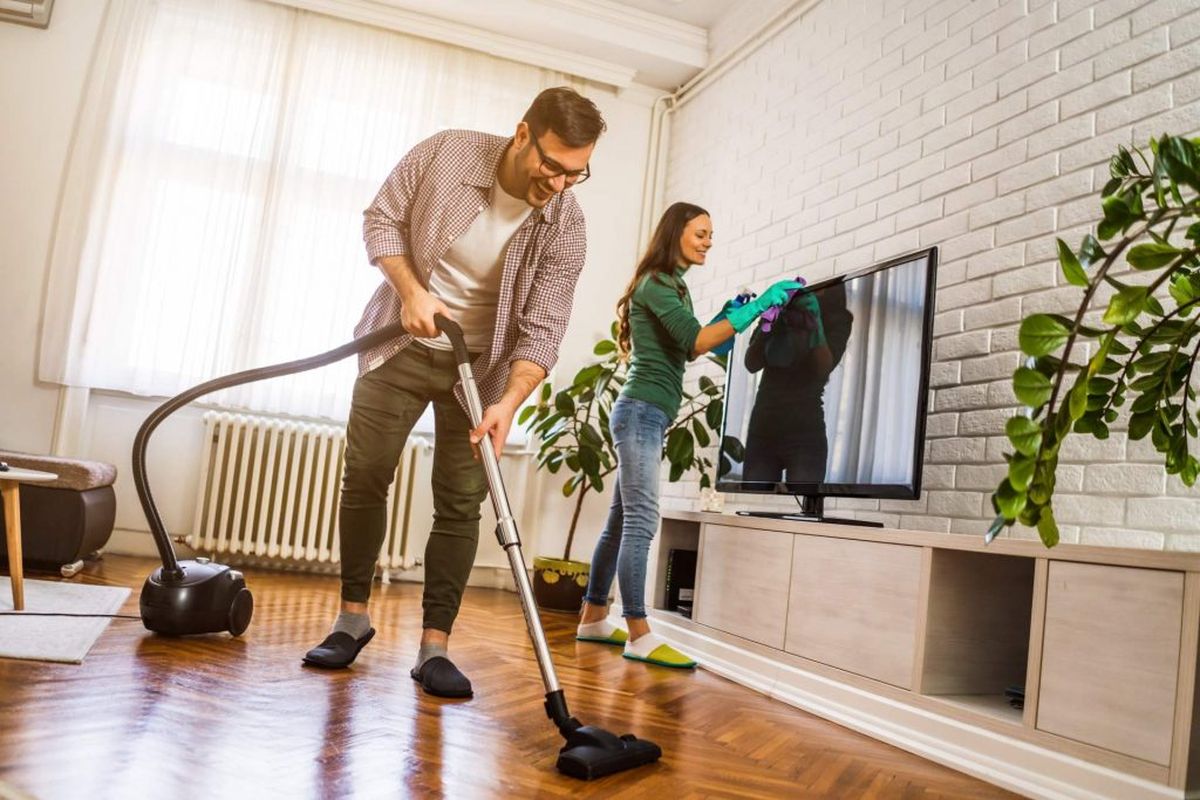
[715,247,938,527]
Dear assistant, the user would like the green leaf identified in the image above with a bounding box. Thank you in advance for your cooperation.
[1161,135,1200,191]
[1129,411,1156,440]
[722,435,745,462]
[554,392,575,415]
[994,479,1027,520]
[1019,314,1071,356]
[1068,380,1088,421]
[1102,285,1148,326]
[572,363,604,388]
[1006,415,1043,457]
[1128,242,1182,270]
[1013,367,1052,408]
[1057,239,1087,287]
[1098,217,1122,241]
[593,339,617,356]
[579,423,603,449]
[1135,351,1174,373]
[1036,505,1060,548]
[706,398,724,430]
[517,405,536,426]
[665,427,694,465]
[1182,457,1200,487]
[578,445,600,478]
[692,419,711,448]
[699,375,715,392]
[1170,275,1200,307]
[1009,454,1036,492]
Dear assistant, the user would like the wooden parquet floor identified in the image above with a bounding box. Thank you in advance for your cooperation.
[0,556,1020,800]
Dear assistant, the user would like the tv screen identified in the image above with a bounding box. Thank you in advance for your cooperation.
[716,247,937,502]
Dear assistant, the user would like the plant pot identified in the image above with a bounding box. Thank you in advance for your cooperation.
[532,556,589,613]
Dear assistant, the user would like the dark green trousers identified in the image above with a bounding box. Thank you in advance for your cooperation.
[339,343,487,633]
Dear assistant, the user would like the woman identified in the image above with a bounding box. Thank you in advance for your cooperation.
[576,201,801,668]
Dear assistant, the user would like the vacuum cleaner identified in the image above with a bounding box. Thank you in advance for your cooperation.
[131,314,662,779]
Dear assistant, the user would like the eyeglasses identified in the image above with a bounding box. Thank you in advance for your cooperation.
[530,134,591,186]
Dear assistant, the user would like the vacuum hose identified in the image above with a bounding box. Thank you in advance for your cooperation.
[131,321,408,582]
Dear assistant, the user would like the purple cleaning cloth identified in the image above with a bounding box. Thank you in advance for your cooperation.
[759,277,811,333]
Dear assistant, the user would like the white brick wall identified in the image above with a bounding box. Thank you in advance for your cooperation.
[662,0,1200,549]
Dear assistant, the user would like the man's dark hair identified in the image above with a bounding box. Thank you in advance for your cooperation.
[523,87,606,147]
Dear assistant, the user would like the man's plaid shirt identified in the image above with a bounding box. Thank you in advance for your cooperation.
[356,129,587,409]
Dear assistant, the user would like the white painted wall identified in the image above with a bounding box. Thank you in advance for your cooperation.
[0,0,652,568]
[664,0,1200,548]
[0,0,107,454]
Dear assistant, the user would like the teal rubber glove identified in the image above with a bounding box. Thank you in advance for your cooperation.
[726,280,804,333]
[707,292,753,356]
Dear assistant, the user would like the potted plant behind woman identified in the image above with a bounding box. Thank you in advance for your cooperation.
[520,322,729,611]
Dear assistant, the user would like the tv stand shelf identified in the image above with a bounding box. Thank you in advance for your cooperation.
[646,510,1200,800]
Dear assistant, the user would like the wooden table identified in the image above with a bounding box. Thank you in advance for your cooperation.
[1,465,57,611]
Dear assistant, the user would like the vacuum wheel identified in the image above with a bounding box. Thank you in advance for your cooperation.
[228,587,254,636]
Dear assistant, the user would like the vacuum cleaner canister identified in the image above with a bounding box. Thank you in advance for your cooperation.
[140,559,253,636]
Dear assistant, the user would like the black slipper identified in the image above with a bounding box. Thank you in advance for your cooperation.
[302,628,376,669]
[410,655,473,698]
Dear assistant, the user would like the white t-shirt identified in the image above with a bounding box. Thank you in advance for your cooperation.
[423,180,531,352]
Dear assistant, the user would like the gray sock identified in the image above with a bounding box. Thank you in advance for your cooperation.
[415,642,448,671]
[331,610,371,640]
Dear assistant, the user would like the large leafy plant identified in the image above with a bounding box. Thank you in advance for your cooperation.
[520,322,726,561]
[990,135,1200,547]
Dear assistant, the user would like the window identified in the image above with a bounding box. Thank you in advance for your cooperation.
[43,0,568,426]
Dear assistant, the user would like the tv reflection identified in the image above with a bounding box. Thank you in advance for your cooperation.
[742,282,853,484]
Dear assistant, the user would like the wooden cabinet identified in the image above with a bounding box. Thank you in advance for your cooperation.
[1036,562,1184,765]
[785,536,922,688]
[693,523,793,649]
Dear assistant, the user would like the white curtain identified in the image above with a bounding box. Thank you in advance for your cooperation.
[823,257,928,485]
[40,0,569,421]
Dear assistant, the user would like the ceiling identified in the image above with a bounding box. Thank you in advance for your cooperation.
[287,0,739,90]
[609,0,735,29]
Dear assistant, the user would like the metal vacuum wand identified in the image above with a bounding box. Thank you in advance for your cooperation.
[434,314,662,779]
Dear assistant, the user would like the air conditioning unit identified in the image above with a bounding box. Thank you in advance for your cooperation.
[0,0,54,29]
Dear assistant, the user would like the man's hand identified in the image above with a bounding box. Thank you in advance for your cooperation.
[470,400,518,461]
[376,255,451,338]
[400,288,453,338]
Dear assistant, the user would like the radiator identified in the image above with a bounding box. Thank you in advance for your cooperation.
[189,411,432,574]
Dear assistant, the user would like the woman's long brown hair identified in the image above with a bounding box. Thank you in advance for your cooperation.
[616,201,710,357]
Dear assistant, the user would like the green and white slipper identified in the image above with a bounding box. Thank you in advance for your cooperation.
[623,634,697,669]
[576,621,628,647]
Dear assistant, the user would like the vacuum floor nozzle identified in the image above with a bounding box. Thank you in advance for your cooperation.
[555,725,662,780]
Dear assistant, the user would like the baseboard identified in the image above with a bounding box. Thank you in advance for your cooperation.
[617,607,1184,800]
[106,528,519,591]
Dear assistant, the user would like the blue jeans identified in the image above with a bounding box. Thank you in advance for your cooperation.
[584,396,671,619]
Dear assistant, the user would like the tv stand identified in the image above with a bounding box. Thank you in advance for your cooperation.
[736,495,883,528]
[645,510,1200,798]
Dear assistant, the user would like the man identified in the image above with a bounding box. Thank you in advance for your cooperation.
[302,87,605,698]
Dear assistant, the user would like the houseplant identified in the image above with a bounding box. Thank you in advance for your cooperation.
[990,134,1200,547]
[520,321,727,611]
